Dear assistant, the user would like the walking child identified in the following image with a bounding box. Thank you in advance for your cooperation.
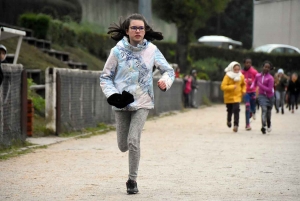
[221,61,246,132]
[274,69,288,114]
[100,13,175,194]
[183,74,192,108]
[287,73,300,113]
[251,61,275,134]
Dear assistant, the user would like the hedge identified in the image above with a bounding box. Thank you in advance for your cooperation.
[1,0,82,25]
[189,44,300,74]
[19,14,300,76]
[19,13,52,39]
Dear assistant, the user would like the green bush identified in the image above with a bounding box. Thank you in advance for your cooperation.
[77,31,115,60]
[189,43,300,75]
[153,41,176,63]
[48,19,77,46]
[197,72,209,80]
[192,58,230,81]
[19,13,52,39]
[1,0,82,25]
[27,79,46,115]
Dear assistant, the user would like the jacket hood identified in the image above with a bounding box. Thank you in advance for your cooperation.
[225,61,241,73]
[120,36,148,52]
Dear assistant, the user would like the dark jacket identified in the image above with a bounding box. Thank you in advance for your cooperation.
[287,79,300,95]
[191,75,198,89]
[275,76,288,92]
[0,59,8,85]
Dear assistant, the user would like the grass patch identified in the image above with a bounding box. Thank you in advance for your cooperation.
[202,95,212,106]
[1,38,70,71]
[52,44,105,70]
[59,123,115,138]
[0,140,47,161]
[148,111,178,121]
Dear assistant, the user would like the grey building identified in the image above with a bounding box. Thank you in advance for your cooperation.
[253,0,300,49]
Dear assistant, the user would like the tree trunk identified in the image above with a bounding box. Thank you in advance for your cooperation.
[176,26,189,74]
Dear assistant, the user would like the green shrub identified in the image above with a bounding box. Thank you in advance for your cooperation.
[189,43,300,74]
[19,13,52,39]
[77,31,115,60]
[197,72,209,80]
[27,79,46,114]
[153,41,176,63]
[48,19,77,46]
[192,58,230,81]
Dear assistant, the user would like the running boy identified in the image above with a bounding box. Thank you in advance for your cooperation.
[241,58,258,130]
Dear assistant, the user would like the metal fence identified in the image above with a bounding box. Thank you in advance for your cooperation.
[46,67,224,135]
[0,64,27,147]
[46,68,114,135]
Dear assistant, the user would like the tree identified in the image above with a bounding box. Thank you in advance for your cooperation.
[153,0,230,73]
[195,0,253,49]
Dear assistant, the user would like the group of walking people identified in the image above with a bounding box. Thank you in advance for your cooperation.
[274,70,300,114]
[221,58,300,134]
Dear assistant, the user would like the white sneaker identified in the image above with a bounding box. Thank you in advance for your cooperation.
[252,113,256,120]
[267,127,272,132]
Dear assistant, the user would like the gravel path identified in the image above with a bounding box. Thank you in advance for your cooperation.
[1,104,299,201]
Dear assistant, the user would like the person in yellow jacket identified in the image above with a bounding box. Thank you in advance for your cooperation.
[221,61,246,132]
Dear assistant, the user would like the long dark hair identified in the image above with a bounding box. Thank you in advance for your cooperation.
[107,13,163,42]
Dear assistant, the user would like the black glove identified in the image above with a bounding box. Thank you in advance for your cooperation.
[107,93,122,108]
[121,91,134,106]
[107,91,134,109]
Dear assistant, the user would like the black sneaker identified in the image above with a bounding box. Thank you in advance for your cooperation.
[227,121,232,128]
[281,107,284,114]
[126,179,139,194]
[261,127,266,134]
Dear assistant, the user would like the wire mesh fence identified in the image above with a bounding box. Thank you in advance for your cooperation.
[0,64,26,147]
[46,68,224,135]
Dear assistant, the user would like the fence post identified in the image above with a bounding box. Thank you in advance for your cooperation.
[27,99,33,137]
[20,69,27,140]
[56,72,61,136]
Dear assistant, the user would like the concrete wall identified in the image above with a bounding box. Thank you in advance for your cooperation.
[253,0,300,49]
[78,0,177,42]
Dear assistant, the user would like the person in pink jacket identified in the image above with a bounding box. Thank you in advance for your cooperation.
[251,61,275,134]
[241,58,258,130]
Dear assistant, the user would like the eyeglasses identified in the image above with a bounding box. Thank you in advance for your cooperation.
[129,26,145,32]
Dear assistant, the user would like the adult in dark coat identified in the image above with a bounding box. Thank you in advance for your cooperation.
[0,44,8,86]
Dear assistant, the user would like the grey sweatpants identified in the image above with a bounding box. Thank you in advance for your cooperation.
[114,109,149,181]
[258,94,274,128]
[275,90,285,109]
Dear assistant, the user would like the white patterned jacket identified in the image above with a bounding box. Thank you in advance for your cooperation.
[100,37,175,111]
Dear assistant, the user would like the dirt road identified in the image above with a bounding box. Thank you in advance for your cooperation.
[1,104,299,200]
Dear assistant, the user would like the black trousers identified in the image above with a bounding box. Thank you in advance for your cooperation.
[290,93,299,110]
[226,103,240,126]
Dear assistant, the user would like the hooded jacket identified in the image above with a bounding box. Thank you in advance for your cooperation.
[100,37,175,111]
[241,66,258,93]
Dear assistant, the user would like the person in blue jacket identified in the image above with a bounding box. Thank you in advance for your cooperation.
[100,13,175,194]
